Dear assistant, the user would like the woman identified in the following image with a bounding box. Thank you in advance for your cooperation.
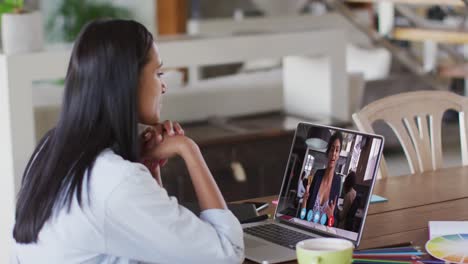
[339,171,357,229]
[303,132,342,226]
[12,20,244,264]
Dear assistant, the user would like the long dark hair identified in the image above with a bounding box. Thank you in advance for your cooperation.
[13,19,154,243]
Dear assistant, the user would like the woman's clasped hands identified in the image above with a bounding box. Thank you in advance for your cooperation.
[139,120,186,184]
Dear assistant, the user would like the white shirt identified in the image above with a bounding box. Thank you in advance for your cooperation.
[12,149,244,264]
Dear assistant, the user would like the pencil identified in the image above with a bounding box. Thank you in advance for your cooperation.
[353,259,412,263]
[364,242,413,250]
[354,252,426,257]
[355,248,423,254]
[356,247,420,253]
[353,255,421,261]
[353,258,446,264]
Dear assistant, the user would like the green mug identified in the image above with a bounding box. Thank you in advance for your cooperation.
[296,238,354,264]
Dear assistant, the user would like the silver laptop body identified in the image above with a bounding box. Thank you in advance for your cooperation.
[243,122,384,263]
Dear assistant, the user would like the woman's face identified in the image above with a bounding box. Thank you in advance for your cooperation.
[327,139,341,167]
[138,43,166,125]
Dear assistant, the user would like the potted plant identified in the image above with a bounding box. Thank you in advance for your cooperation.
[1,0,44,54]
[47,0,132,43]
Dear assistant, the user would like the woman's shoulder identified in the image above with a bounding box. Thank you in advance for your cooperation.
[93,149,145,176]
[314,169,325,178]
[316,168,326,174]
[89,149,153,197]
[332,173,342,188]
[333,172,341,181]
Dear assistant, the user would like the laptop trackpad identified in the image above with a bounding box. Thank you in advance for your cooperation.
[245,237,296,263]
[245,237,270,249]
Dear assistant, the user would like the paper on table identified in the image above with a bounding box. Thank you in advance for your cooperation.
[429,221,468,239]
[370,194,388,204]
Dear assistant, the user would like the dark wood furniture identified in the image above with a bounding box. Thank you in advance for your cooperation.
[160,112,348,202]
[241,166,468,263]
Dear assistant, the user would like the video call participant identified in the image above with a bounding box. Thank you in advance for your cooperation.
[302,132,343,227]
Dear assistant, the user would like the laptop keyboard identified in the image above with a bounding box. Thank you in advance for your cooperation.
[244,224,314,249]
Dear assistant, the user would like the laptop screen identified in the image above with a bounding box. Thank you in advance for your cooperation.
[275,122,384,243]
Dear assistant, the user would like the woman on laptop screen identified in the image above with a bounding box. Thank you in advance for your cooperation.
[303,132,342,227]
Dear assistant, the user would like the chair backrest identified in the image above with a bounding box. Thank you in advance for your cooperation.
[352,91,468,179]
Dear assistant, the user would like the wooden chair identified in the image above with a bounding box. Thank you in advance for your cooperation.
[352,91,468,178]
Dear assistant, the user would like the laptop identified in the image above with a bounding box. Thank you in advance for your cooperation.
[243,122,384,263]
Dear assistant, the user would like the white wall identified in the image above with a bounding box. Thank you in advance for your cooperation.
[0,55,18,264]
[112,0,156,36]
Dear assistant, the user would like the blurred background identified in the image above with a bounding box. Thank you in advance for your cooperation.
[1,0,467,204]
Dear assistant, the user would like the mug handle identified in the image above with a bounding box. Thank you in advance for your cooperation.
[309,256,320,264]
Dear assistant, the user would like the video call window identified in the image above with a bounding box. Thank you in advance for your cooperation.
[277,124,383,241]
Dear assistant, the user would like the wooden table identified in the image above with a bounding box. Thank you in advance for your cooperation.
[242,166,468,263]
